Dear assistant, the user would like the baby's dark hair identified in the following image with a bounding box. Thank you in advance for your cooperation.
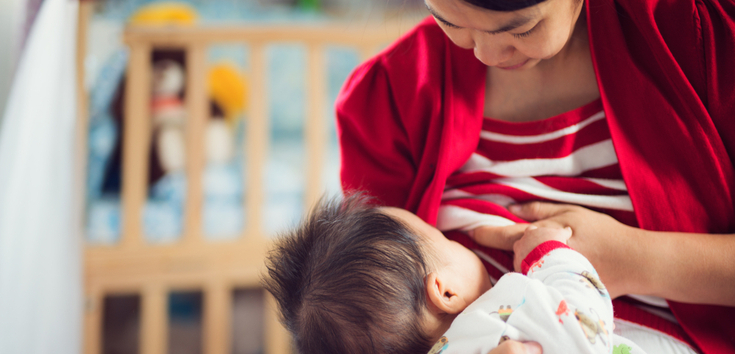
[262,194,436,354]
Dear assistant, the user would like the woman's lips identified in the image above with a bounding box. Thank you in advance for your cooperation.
[497,59,530,70]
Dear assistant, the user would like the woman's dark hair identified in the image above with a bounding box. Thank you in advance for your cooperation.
[463,0,549,12]
[262,193,435,354]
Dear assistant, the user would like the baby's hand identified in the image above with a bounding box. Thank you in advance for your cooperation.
[512,225,572,272]
[489,341,542,354]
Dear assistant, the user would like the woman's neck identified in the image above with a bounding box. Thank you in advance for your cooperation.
[483,11,599,123]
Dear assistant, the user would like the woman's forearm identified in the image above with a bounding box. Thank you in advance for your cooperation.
[476,202,735,306]
[630,228,735,306]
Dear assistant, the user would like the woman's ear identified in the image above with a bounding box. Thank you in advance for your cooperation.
[425,271,466,315]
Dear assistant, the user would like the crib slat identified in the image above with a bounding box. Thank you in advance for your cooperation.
[124,24,409,48]
[244,43,269,240]
[304,45,327,209]
[121,42,153,248]
[204,282,231,354]
[141,286,168,354]
[84,19,419,354]
[182,44,208,244]
[83,290,103,354]
[75,0,91,245]
[264,292,291,354]
[77,5,97,353]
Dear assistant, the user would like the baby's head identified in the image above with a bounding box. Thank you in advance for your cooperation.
[263,194,491,354]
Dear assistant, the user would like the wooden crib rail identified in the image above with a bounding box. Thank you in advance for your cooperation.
[119,22,415,247]
[80,8,419,354]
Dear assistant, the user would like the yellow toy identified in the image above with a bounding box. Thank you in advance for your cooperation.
[129,2,198,26]
[208,62,248,126]
[205,62,248,165]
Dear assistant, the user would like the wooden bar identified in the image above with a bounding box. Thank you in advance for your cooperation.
[244,43,269,240]
[83,290,103,354]
[83,19,418,354]
[121,42,153,248]
[141,285,168,354]
[182,44,208,244]
[124,23,412,48]
[264,292,291,354]
[204,282,231,354]
[75,0,92,236]
[77,4,97,353]
[304,45,327,210]
[85,240,268,288]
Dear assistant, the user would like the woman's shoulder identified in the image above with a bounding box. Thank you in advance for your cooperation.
[590,0,708,88]
[368,16,451,70]
[611,0,697,11]
[600,0,697,26]
[608,0,728,29]
[336,16,482,115]
[340,16,475,93]
[343,18,431,81]
[596,0,733,99]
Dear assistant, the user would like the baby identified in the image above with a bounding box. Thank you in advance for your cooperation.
[263,194,645,354]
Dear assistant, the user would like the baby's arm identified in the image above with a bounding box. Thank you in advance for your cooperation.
[512,232,615,353]
[509,226,646,354]
[436,226,645,354]
[513,225,571,273]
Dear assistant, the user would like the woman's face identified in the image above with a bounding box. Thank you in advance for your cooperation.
[425,0,584,70]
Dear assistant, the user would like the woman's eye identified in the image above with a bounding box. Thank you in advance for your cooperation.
[511,22,540,39]
[512,28,535,39]
[437,18,460,29]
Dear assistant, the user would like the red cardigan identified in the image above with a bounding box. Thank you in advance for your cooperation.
[336,0,735,352]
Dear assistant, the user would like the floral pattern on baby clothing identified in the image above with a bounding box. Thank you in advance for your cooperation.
[427,336,448,354]
[430,244,648,354]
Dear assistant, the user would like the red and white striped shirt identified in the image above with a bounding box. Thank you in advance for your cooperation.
[437,99,693,341]
[438,99,638,277]
[438,99,687,326]
[439,99,637,233]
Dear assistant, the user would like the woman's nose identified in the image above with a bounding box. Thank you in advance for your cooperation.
[473,35,514,67]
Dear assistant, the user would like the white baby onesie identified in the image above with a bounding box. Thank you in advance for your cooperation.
[428,242,646,354]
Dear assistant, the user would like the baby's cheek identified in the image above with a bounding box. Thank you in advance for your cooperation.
[473,255,493,293]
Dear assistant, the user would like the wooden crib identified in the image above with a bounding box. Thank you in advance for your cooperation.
[76,3,419,353]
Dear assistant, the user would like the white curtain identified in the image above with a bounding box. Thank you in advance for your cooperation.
[0,0,27,120]
[0,0,81,353]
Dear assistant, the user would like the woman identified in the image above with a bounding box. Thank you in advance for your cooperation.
[336,0,735,353]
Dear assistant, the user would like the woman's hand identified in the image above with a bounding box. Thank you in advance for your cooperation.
[509,202,640,298]
[470,202,642,299]
[489,341,542,354]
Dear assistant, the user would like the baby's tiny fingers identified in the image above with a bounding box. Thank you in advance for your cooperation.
[490,340,542,354]
[468,224,528,250]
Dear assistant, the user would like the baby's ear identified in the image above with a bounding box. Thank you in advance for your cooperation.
[425,272,466,315]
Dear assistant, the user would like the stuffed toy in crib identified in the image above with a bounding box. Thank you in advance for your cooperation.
[151,59,187,174]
